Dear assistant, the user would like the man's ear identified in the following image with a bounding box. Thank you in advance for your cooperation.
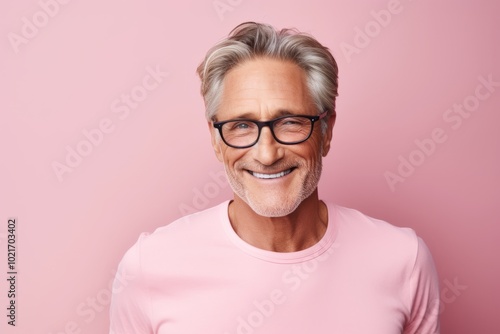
[208,121,224,162]
[321,112,336,157]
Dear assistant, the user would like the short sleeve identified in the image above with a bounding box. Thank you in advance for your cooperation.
[404,237,440,334]
[109,234,153,334]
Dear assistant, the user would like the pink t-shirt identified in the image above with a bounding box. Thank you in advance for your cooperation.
[109,201,440,333]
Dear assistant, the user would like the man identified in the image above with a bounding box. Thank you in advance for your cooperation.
[109,22,440,333]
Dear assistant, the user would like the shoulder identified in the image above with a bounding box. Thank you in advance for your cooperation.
[331,203,417,241]
[329,203,424,273]
[149,200,228,241]
[327,204,440,331]
[328,204,416,241]
[117,201,229,270]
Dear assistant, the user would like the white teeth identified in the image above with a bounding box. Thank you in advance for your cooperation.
[252,169,292,179]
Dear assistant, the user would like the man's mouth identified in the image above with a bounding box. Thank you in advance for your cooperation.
[248,168,295,179]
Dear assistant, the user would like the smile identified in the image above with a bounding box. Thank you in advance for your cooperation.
[249,168,294,179]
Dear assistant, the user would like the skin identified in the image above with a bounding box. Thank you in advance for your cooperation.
[209,57,335,252]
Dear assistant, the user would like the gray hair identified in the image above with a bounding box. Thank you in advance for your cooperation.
[196,22,339,131]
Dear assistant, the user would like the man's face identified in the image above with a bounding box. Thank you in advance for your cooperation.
[210,57,334,217]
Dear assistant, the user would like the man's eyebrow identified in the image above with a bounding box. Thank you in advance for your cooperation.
[274,109,298,117]
[228,109,300,120]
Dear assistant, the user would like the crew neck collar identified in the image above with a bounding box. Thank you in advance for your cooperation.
[219,200,338,264]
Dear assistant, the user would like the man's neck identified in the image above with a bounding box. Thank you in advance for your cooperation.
[228,191,328,252]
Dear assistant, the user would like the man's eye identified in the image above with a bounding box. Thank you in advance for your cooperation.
[236,122,249,129]
[281,118,307,127]
[230,121,253,130]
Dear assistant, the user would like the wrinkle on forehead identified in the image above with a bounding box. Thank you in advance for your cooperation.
[217,58,315,121]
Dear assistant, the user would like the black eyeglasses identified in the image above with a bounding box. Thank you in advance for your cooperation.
[212,111,327,149]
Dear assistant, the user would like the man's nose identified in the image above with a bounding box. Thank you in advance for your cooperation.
[252,127,284,165]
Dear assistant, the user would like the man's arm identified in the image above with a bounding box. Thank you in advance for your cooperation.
[404,237,440,334]
[109,235,153,334]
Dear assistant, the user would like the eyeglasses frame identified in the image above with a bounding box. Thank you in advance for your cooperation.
[212,111,329,149]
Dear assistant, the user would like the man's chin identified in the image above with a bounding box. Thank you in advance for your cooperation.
[243,195,302,218]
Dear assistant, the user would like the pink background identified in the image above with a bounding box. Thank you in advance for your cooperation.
[1,0,499,333]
